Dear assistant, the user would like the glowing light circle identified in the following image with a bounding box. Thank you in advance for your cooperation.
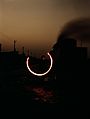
[26,52,53,76]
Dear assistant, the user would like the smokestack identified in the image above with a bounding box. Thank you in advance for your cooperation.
[14,40,16,52]
[27,49,30,56]
[0,44,2,52]
[22,46,25,54]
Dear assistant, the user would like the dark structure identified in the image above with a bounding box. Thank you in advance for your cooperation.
[0,44,2,52]
[51,37,87,79]
[0,32,89,113]
[50,36,89,116]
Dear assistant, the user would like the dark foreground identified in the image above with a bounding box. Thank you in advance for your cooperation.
[0,71,89,115]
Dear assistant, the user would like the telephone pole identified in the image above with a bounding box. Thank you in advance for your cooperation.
[14,40,16,52]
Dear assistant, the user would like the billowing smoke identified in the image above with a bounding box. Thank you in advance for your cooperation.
[60,18,90,42]
[53,18,90,57]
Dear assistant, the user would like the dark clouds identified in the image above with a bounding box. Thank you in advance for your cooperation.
[59,18,90,42]
[53,18,90,57]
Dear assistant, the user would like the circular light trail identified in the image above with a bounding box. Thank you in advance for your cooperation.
[26,52,53,76]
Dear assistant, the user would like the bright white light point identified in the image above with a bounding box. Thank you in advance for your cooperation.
[26,52,53,76]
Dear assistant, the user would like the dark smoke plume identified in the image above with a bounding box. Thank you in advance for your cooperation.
[52,18,90,57]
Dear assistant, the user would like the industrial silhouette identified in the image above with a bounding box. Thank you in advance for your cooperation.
[0,19,90,113]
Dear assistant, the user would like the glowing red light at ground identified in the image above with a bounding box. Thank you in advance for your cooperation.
[32,87,53,102]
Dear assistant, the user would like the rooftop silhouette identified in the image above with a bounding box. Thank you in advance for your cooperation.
[0,19,90,113]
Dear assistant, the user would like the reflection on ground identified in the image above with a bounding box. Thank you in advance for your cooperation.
[25,85,57,103]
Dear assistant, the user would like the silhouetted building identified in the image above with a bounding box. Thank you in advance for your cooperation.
[0,44,26,72]
[50,38,88,82]
[52,38,76,51]
[58,38,77,49]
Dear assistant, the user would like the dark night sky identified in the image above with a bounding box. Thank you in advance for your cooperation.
[0,0,90,56]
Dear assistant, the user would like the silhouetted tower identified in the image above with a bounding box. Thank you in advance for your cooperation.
[81,39,82,47]
[0,43,2,52]
[27,49,30,56]
[14,40,16,52]
[22,46,25,54]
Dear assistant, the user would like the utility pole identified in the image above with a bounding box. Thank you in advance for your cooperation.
[27,49,30,56]
[0,43,2,52]
[22,46,25,54]
[14,40,16,52]
[81,39,82,47]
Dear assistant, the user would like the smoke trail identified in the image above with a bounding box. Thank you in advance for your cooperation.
[52,18,90,57]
